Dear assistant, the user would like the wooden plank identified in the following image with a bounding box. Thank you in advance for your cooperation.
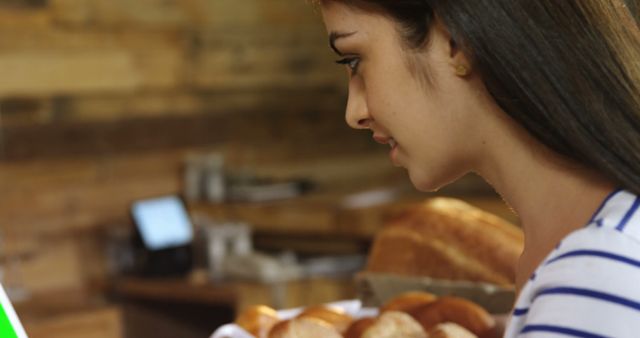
[0,151,186,236]
[48,0,91,26]
[0,26,185,91]
[53,87,345,122]
[50,0,193,27]
[13,288,97,320]
[0,7,50,28]
[0,98,54,127]
[186,0,321,28]
[14,237,86,294]
[0,114,226,160]
[0,173,180,235]
[187,0,260,27]
[0,153,402,239]
[189,28,343,90]
[26,306,123,338]
[0,50,140,97]
[0,97,364,161]
[190,45,343,90]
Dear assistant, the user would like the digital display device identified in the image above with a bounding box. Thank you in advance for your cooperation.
[131,196,194,251]
[0,283,28,338]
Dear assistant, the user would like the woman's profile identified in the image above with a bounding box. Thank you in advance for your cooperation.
[314,0,640,337]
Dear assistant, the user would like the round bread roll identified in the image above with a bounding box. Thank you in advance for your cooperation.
[343,317,376,338]
[268,317,342,338]
[362,311,427,338]
[380,291,438,314]
[296,305,353,333]
[410,297,496,338]
[235,305,280,338]
[268,320,292,338]
[429,322,478,338]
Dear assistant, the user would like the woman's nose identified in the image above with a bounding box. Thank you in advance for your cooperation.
[345,79,372,130]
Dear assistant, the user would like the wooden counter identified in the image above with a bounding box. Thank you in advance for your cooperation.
[110,275,356,338]
[112,274,356,312]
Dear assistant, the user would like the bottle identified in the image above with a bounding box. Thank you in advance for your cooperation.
[204,153,226,203]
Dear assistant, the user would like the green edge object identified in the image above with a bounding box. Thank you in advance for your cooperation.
[0,303,18,338]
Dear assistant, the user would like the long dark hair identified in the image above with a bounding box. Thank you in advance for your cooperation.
[326,0,640,194]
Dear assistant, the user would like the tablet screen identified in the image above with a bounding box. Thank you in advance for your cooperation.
[0,283,28,338]
[131,196,194,250]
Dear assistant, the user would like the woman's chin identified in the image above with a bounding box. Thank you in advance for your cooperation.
[407,169,441,193]
[407,165,467,193]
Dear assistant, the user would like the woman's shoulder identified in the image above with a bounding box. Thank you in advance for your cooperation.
[510,223,640,338]
[531,222,640,297]
[531,188,640,283]
[583,188,640,243]
[510,226,640,338]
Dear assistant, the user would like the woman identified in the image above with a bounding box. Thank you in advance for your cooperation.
[315,0,640,337]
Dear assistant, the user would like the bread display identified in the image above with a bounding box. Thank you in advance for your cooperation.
[231,292,497,338]
[366,197,524,286]
[225,197,517,338]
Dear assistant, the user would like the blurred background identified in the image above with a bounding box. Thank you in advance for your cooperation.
[0,0,517,337]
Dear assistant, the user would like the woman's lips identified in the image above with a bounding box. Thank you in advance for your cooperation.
[373,134,396,147]
[373,135,401,165]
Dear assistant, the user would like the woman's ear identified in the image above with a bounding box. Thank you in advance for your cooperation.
[449,37,472,77]
[432,18,472,77]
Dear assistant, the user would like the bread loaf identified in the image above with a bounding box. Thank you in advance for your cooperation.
[296,305,353,333]
[235,305,280,338]
[366,198,524,285]
[379,291,437,314]
[361,311,427,338]
[235,291,495,338]
[429,323,478,338]
[411,297,496,338]
[267,317,342,338]
[343,317,376,338]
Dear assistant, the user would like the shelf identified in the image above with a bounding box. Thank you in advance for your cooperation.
[188,188,518,239]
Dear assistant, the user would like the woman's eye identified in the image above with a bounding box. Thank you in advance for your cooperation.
[335,57,361,74]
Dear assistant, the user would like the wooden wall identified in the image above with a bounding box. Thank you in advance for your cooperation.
[0,0,384,299]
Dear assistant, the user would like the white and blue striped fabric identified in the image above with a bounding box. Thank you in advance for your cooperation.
[504,188,640,338]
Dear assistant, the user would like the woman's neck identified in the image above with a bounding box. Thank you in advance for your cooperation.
[475,127,615,293]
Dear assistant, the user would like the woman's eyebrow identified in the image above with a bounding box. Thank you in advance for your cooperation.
[329,31,357,56]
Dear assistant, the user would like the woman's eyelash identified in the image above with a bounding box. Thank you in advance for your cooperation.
[335,57,360,73]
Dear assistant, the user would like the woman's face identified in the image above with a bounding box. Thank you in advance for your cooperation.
[321,1,496,191]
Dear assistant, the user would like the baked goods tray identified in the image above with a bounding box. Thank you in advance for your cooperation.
[356,272,515,314]
[210,299,378,338]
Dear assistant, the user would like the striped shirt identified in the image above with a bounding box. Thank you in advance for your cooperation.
[504,188,640,338]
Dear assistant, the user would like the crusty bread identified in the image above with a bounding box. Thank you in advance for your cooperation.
[235,305,280,338]
[379,291,437,314]
[343,317,376,338]
[366,198,524,285]
[411,297,496,338]
[296,305,353,333]
[236,285,496,338]
[267,317,342,338]
[429,322,478,338]
[361,311,427,338]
